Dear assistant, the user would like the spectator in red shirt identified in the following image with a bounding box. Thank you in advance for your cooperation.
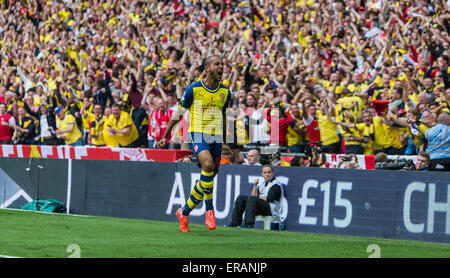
[303,104,321,146]
[264,98,294,151]
[148,97,173,149]
[0,102,16,144]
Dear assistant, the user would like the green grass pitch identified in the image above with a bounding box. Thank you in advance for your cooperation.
[0,209,449,258]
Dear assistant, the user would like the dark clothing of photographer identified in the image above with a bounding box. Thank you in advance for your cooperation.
[229,178,282,228]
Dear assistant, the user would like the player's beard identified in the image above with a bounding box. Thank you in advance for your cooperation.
[215,69,223,82]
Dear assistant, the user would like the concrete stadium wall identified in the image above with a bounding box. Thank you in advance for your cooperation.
[0,157,449,244]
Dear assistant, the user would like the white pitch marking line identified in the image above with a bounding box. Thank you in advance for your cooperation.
[0,208,92,217]
[0,254,23,258]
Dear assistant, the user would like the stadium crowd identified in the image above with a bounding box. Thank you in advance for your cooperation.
[0,0,449,170]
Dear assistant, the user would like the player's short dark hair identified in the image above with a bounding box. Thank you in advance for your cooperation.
[203,55,222,69]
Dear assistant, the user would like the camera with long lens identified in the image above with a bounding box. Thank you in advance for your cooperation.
[303,141,322,158]
[258,145,281,165]
[375,158,416,171]
[342,155,352,162]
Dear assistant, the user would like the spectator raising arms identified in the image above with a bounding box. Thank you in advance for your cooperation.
[105,103,140,148]
[55,106,83,146]
[264,97,294,151]
[0,0,447,171]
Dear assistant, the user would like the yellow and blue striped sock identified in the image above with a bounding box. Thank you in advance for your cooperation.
[182,180,204,216]
[199,170,215,211]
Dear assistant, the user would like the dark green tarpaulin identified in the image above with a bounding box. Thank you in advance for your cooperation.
[19,199,66,213]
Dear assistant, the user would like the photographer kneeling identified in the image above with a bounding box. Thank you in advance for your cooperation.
[226,165,283,228]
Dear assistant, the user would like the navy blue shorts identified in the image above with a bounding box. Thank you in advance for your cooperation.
[188,132,222,173]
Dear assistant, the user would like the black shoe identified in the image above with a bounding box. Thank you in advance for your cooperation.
[240,224,254,229]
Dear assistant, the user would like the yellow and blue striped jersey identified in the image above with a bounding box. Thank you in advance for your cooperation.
[178,80,231,135]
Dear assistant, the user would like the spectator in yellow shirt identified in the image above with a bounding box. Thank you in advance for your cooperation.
[286,104,306,153]
[102,106,119,147]
[387,108,430,153]
[334,115,366,155]
[81,103,106,147]
[318,99,341,154]
[105,104,139,148]
[55,106,83,146]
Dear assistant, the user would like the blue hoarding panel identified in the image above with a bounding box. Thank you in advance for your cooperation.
[1,158,449,243]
